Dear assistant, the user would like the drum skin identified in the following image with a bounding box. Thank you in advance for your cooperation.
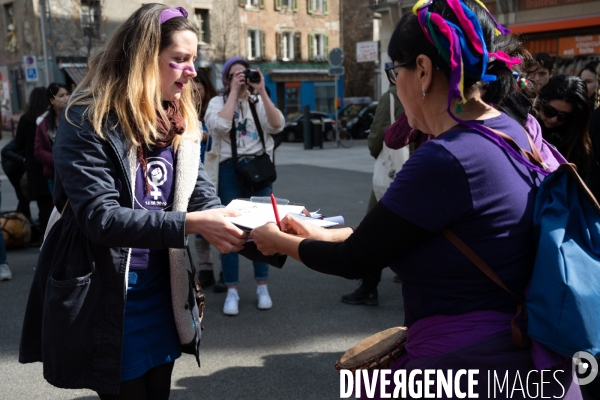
[336,327,407,373]
[0,212,31,248]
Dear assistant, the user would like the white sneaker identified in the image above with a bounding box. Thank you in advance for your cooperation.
[223,289,239,316]
[257,284,272,310]
[0,264,12,281]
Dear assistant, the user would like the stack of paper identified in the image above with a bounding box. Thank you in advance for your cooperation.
[225,199,340,231]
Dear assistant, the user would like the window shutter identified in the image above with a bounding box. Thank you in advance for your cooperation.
[239,0,246,7]
[323,0,329,15]
[294,32,302,61]
[260,0,265,9]
[292,0,298,12]
[309,33,315,61]
[276,32,282,60]
[275,0,281,10]
[307,0,313,14]
[324,35,329,61]
[260,30,266,60]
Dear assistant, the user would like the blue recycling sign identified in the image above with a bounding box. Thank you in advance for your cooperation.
[23,56,39,82]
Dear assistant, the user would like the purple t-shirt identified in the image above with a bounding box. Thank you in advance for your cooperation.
[381,112,544,326]
[130,146,176,269]
[123,145,180,381]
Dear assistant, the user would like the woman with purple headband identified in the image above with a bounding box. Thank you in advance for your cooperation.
[19,4,249,398]
[252,0,582,398]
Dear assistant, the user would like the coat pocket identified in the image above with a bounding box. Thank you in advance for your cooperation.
[42,270,96,382]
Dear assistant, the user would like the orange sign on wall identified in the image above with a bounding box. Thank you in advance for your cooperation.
[558,35,600,56]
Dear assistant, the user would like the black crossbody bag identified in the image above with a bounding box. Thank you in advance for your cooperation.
[229,99,277,192]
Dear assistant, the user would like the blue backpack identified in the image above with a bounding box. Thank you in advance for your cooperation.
[527,163,600,358]
[445,120,600,358]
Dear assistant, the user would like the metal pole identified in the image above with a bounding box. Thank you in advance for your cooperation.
[46,0,58,82]
[39,0,50,86]
[334,74,339,145]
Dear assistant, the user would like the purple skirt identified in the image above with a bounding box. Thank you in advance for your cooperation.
[357,311,582,399]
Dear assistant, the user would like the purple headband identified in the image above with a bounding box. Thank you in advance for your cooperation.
[160,7,188,24]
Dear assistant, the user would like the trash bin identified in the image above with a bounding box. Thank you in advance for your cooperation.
[311,119,323,149]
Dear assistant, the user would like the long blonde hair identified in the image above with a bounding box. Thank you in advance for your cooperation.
[66,3,199,149]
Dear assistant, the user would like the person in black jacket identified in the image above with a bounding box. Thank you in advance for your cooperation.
[1,138,29,217]
[19,5,249,399]
[14,86,53,231]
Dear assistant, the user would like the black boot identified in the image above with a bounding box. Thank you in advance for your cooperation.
[213,271,227,293]
[198,270,216,288]
[341,282,379,306]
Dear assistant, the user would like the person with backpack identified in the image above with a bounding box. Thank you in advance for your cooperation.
[204,57,284,316]
[251,0,582,398]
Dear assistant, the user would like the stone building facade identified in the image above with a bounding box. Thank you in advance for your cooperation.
[0,0,342,122]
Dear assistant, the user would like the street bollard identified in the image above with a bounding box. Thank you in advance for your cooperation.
[303,105,312,150]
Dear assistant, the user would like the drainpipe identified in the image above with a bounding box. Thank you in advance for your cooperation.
[39,0,50,86]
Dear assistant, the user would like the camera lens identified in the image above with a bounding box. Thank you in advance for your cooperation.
[249,70,261,83]
[243,69,261,83]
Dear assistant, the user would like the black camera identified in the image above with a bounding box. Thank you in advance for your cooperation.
[242,68,261,84]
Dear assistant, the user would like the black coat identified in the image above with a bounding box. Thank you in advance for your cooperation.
[19,105,222,394]
[1,138,25,177]
[14,114,51,197]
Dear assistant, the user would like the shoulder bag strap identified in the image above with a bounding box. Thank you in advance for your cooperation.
[229,119,239,168]
[248,99,267,151]
[442,228,530,348]
[389,93,395,126]
[225,95,241,169]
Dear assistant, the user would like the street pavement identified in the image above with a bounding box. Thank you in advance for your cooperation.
[0,137,404,400]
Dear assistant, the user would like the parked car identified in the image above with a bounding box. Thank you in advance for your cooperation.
[282,111,335,142]
[338,103,368,130]
[344,101,378,139]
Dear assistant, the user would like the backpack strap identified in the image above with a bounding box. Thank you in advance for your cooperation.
[442,228,530,348]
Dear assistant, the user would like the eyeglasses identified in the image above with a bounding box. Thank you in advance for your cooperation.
[541,103,573,123]
[385,63,407,85]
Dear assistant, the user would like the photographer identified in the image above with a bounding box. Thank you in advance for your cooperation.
[204,57,284,316]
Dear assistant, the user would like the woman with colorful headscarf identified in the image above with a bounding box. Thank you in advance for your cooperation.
[251,0,581,398]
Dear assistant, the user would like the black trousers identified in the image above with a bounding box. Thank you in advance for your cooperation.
[97,361,175,400]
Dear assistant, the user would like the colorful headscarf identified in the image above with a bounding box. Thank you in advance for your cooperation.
[411,0,521,112]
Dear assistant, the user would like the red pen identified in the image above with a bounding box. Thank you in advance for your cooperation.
[270,193,281,230]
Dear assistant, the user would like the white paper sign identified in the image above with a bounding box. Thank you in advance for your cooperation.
[356,41,378,63]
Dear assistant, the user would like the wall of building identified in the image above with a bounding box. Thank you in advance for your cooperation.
[238,0,340,62]
[341,0,375,100]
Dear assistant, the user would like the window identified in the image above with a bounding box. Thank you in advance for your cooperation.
[284,82,301,116]
[240,0,264,9]
[193,9,210,44]
[309,33,328,62]
[247,29,264,60]
[307,0,328,15]
[277,32,295,61]
[81,0,101,39]
[4,3,16,53]
[314,82,335,115]
[275,0,297,10]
